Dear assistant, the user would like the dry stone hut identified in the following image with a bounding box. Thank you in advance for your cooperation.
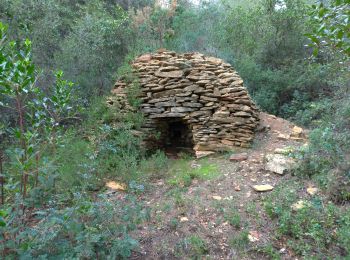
[110,50,259,157]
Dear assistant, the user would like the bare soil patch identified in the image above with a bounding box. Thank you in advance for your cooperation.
[116,112,310,259]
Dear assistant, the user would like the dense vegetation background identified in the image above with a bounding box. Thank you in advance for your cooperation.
[0,0,349,258]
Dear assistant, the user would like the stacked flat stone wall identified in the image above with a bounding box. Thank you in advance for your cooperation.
[109,50,259,154]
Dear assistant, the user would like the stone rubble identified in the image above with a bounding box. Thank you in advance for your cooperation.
[109,50,259,154]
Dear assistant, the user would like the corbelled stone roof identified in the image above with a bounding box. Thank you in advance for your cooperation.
[110,50,259,156]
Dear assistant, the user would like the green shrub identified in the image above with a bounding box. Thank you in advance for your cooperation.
[139,150,169,180]
[224,209,241,228]
[175,235,209,258]
[167,159,219,187]
[1,194,148,259]
[229,230,250,251]
[264,182,350,258]
[295,90,350,202]
[54,132,100,194]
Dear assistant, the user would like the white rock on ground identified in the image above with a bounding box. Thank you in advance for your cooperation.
[252,184,274,192]
[265,153,296,175]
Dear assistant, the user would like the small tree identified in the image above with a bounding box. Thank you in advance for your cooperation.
[0,22,78,200]
[0,22,37,198]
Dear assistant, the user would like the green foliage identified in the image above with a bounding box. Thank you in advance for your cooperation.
[0,21,149,258]
[1,194,148,259]
[169,217,179,230]
[0,22,41,200]
[165,2,220,53]
[295,88,350,202]
[139,150,169,180]
[96,123,144,183]
[229,230,250,251]
[0,0,134,99]
[214,0,341,118]
[176,235,209,258]
[264,181,350,257]
[48,71,76,123]
[256,243,281,260]
[54,134,98,193]
[167,159,219,187]
[0,29,35,99]
[0,23,79,203]
[56,1,131,96]
[307,0,350,57]
[0,1,349,258]
[224,208,241,228]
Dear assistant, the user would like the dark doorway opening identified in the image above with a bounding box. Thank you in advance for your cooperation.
[167,121,193,148]
[154,118,194,155]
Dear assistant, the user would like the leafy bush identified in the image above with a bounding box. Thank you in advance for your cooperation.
[295,89,350,201]
[1,194,149,259]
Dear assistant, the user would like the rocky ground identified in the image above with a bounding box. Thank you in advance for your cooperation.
[107,112,314,259]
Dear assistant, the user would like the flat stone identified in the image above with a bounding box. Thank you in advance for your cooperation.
[148,97,172,103]
[159,66,179,71]
[150,86,165,91]
[252,184,274,192]
[182,102,203,108]
[221,139,234,146]
[187,74,202,81]
[135,54,152,62]
[233,111,251,117]
[214,111,230,117]
[153,89,182,98]
[277,133,289,141]
[219,77,236,85]
[194,87,207,94]
[154,101,176,107]
[274,147,294,154]
[184,85,198,92]
[171,107,193,113]
[212,195,222,201]
[229,153,248,162]
[155,70,184,78]
[141,108,164,113]
[290,137,305,142]
[231,79,244,86]
[195,151,215,158]
[205,102,215,107]
[106,181,127,191]
[206,56,223,65]
[176,91,192,97]
[149,112,185,118]
[200,96,218,102]
[197,80,211,85]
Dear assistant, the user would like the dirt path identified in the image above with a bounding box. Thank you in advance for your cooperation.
[126,112,308,259]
